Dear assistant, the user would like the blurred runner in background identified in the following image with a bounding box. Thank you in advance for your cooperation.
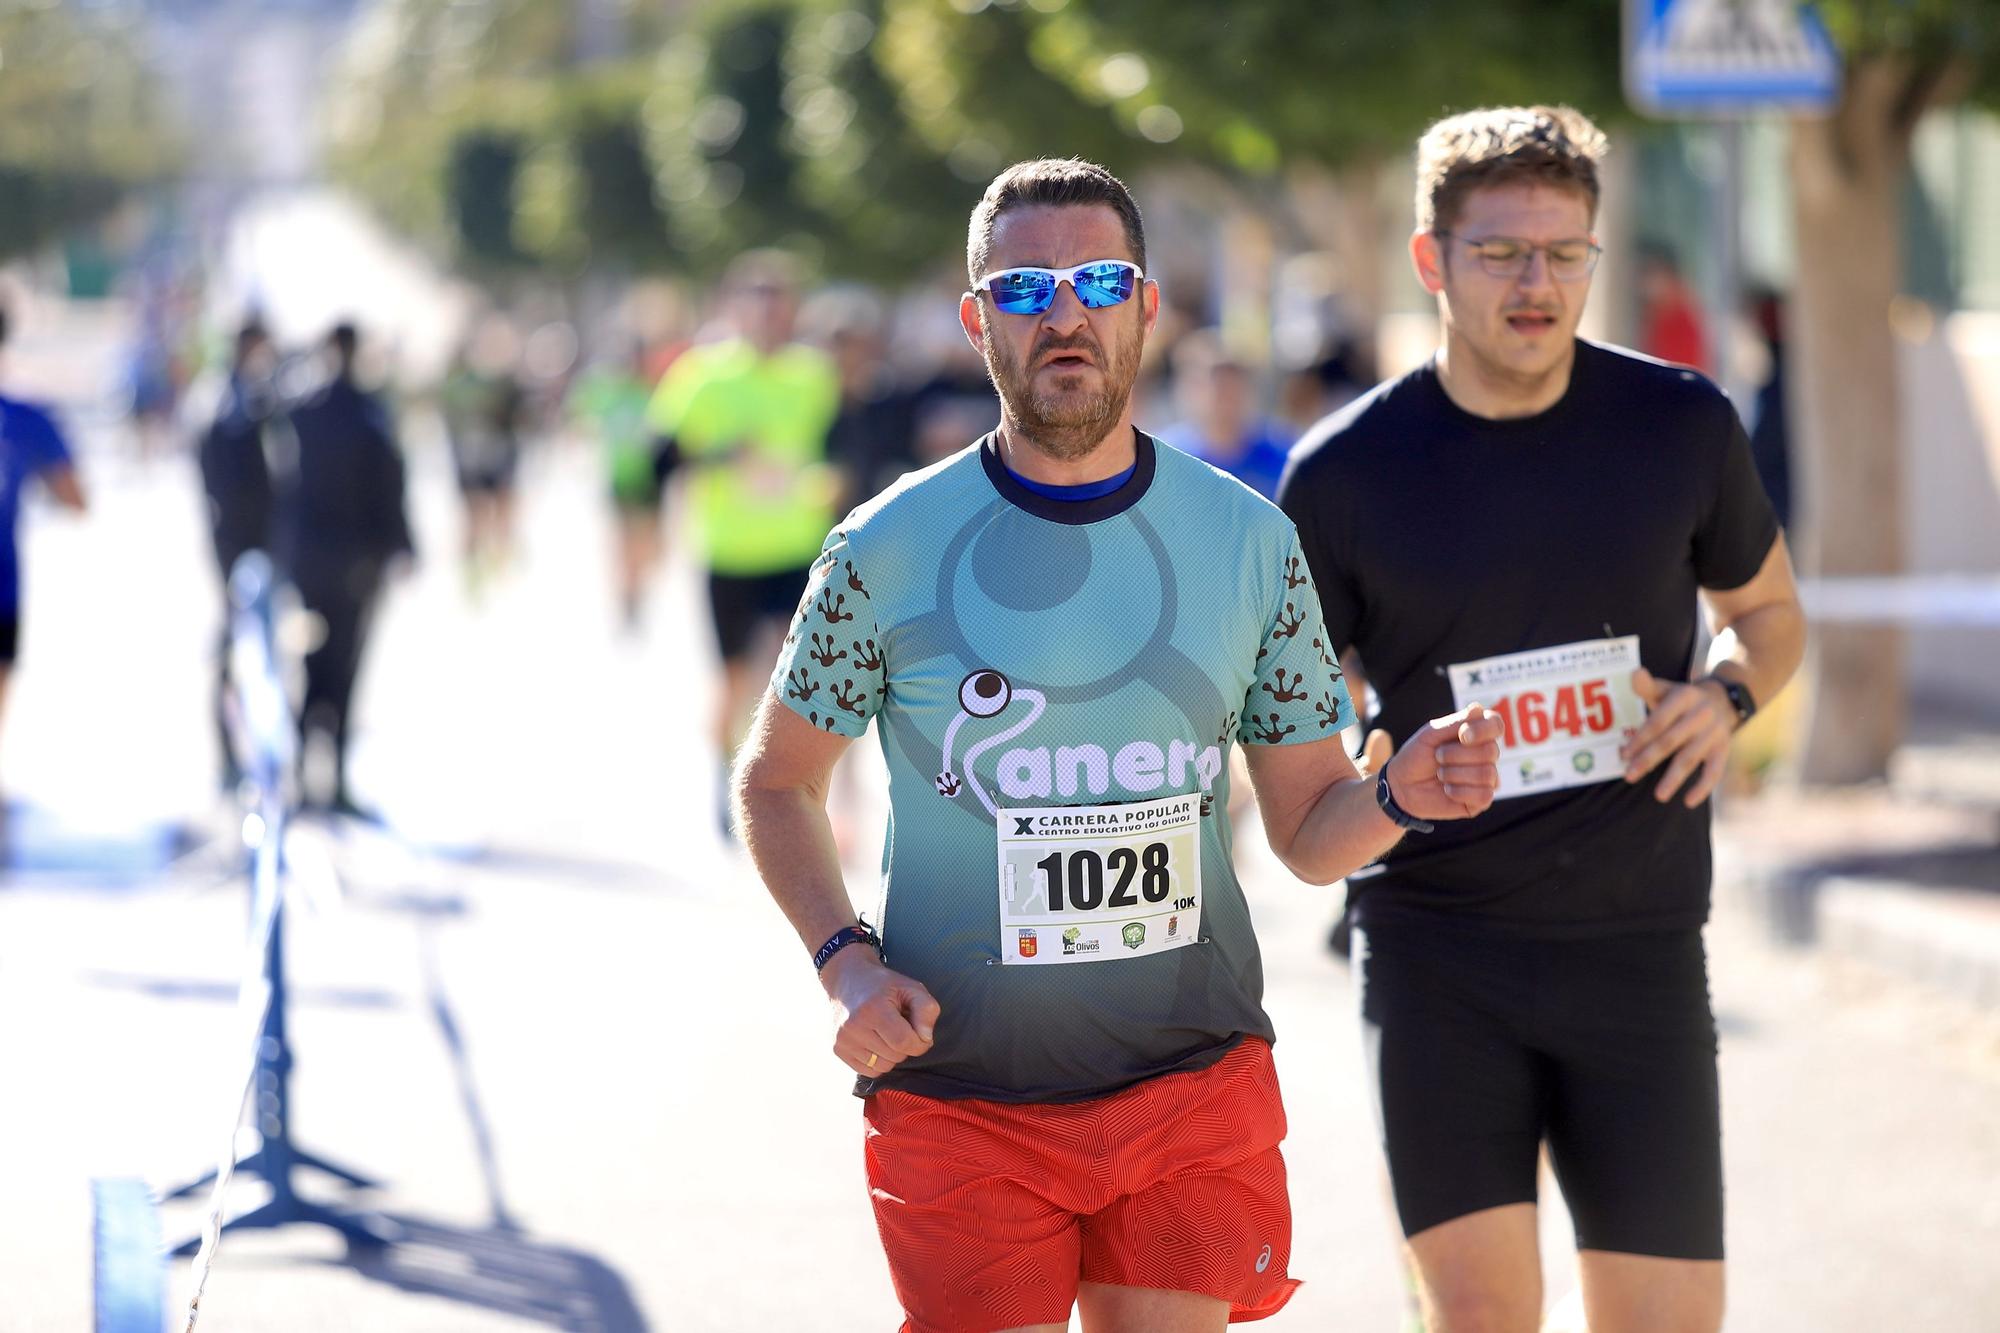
[1158,329,1295,500]
[0,298,87,792]
[441,315,530,595]
[818,294,918,511]
[646,250,842,834]
[1744,285,1794,531]
[197,318,278,791]
[569,337,663,631]
[1637,240,1711,375]
[276,322,414,817]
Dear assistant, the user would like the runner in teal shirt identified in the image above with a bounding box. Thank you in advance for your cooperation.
[769,430,1354,1100]
[731,159,1504,1333]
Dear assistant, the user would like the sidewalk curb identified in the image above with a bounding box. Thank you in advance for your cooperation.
[1729,860,2000,1011]
[1815,875,2000,1009]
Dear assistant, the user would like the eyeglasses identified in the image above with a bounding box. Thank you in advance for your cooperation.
[976,260,1144,315]
[1439,233,1602,283]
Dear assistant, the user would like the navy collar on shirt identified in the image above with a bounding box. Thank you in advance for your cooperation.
[979,429,1155,525]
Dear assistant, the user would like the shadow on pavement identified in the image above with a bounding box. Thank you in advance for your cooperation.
[334,1215,650,1332]
[419,919,521,1234]
[1790,841,1999,893]
[316,809,683,894]
[434,844,684,892]
[316,924,651,1328]
[81,971,405,1010]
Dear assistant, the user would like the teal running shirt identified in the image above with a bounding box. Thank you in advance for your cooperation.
[771,431,1354,1102]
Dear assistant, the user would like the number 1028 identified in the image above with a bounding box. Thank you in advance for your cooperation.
[1035,843,1171,912]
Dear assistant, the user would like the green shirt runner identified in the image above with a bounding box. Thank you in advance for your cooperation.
[569,364,656,505]
[645,336,842,575]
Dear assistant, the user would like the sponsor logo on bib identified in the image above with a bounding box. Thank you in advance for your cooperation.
[1061,926,1100,956]
[1017,928,1038,958]
[1121,922,1146,949]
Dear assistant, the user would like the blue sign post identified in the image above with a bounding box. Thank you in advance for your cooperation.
[1623,0,1844,400]
[1625,0,1842,117]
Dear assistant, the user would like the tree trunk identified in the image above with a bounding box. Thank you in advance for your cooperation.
[1787,55,1919,784]
[1281,159,1390,370]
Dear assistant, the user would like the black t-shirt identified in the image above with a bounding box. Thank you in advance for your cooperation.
[1278,339,1778,937]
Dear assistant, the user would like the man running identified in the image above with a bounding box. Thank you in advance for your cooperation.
[0,298,87,784]
[276,322,414,816]
[1278,106,1805,1333]
[199,318,277,791]
[646,251,842,829]
[734,157,1504,1333]
[569,337,665,630]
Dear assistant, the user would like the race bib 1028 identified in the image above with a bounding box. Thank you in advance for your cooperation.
[995,794,1201,965]
[1447,636,1644,800]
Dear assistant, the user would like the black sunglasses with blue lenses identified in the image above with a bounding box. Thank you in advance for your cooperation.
[977,260,1145,315]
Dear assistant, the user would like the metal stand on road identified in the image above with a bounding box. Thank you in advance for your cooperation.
[167,553,398,1328]
[162,896,395,1254]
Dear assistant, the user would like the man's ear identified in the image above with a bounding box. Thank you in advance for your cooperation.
[1141,279,1160,337]
[958,292,985,354]
[1410,230,1446,296]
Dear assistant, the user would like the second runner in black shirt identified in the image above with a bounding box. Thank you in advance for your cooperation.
[1280,337,1777,936]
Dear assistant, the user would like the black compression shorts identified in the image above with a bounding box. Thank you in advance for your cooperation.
[1355,919,1723,1261]
[707,565,813,664]
[0,617,17,664]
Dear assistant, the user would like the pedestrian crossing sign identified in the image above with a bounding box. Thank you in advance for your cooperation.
[1625,0,1842,116]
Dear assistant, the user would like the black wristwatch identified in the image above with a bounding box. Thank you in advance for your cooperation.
[1375,769,1435,834]
[1705,674,1758,730]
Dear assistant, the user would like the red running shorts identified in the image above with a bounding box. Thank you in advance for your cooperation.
[863,1037,1299,1333]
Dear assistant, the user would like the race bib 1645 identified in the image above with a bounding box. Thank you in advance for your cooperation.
[1447,636,1644,799]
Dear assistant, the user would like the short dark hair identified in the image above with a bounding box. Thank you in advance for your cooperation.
[1414,105,1608,234]
[967,158,1146,286]
[329,321,359,359]
[234,318,270,361]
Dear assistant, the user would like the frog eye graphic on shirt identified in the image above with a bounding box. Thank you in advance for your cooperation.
[958,669,1012,718]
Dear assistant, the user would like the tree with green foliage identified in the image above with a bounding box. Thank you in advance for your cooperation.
[0,4,180,262]
[784,1,975,285]
[328,0,682,279]
[894,0,1623,175]
[647,0,1057,283]
[870,0,1171,177]
[644,3,826,271]
[860,0,1628,344]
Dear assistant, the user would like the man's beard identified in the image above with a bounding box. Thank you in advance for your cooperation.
[980,315,1142,463]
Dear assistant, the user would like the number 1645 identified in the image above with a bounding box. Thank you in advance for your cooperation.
[1490,681,1615,748]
